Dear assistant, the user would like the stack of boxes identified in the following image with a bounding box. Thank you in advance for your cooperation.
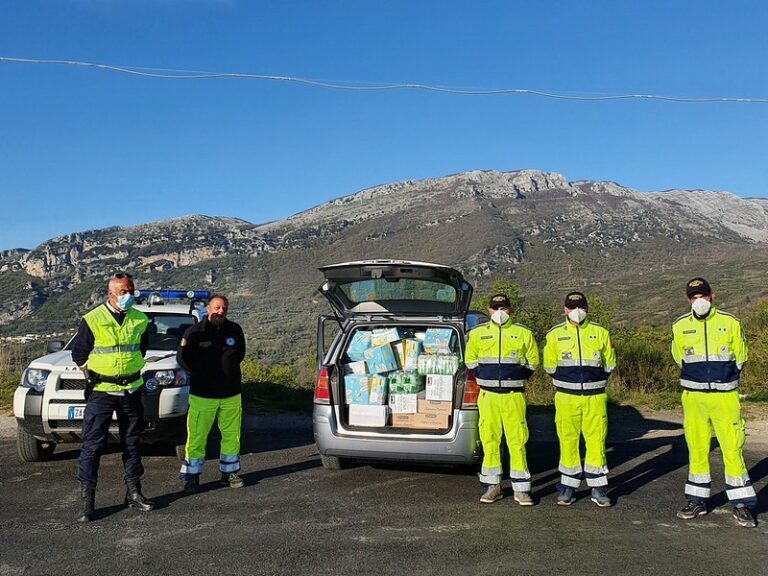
[344,327,459,429]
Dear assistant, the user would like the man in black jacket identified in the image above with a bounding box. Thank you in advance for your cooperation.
[177,295,246,492]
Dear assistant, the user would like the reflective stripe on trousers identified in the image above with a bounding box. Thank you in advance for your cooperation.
[681,390,756,506]
[555,392,608,489]
[477,389,529,488]
[180,393,242,479]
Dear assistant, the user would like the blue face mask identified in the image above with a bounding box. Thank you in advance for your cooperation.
[116,294,135,311]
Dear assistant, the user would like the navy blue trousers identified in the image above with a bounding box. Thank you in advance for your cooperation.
[76,390,145,486]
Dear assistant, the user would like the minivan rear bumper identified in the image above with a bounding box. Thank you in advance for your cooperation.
[313,404,481,465]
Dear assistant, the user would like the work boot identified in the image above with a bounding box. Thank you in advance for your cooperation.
[676,500,707,520]
[513,491,534,506]
[557,487,575,506]
[221,471,244,489]
[732,505,757,528]
[590,487,611,507]
[75,483,95,523]
[479,484,503,504]
[124,480,155,512]
[183,475,200,494]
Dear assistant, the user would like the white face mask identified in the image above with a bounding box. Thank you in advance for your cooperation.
[567,308,587,324]
[691,297,712,316]
[491,310,510,325]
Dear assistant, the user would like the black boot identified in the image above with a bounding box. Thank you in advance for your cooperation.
[124,479,155,512]
[183,475,200,494]
[76,483,95,523]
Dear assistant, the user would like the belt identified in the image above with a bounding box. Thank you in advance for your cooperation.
[93,371,142,385]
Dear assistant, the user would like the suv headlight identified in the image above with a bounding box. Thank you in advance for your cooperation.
[143,369,180,392]
[22,368,50,392]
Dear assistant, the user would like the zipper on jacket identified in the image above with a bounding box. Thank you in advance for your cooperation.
[704,315,711,390]
[497,322,503,387]
[576,323,583,391]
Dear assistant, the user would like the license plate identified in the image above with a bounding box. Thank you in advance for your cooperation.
[67,406,86,420]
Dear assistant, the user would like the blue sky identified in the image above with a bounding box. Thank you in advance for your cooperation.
[1,0,767,250]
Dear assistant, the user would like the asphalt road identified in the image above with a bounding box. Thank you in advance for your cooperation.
[1,407,767,576]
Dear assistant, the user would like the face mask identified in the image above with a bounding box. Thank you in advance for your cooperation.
[567,308,587,324]
[116,294,135,311]
[491,310,509,325]
[691,298,712,316]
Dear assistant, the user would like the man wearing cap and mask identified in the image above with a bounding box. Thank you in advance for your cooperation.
[177,294,246,493]
[671,278,756,527]
[465,293,539,505]
[543,292,615,507]
[71,272,154,522]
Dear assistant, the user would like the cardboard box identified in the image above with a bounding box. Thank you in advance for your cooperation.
[364,342,399,373]
[368,374,388,405]
[389,392,420,414]
[422,328,456,354]
[426,374,454,402]
[392,412,450,430]
[346,331,372,362]
[371,327,401,346]
[344,374,370,405]
[393,338,423,372]
[418,398,453,415]
[348,404,388,427]
[344,361,368,375]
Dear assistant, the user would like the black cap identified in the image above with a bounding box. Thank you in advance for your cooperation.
[564,291,588,309]
[488,293,511,309]
[686,277,712,298]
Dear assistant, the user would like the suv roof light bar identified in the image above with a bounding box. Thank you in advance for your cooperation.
[134,290,211,301]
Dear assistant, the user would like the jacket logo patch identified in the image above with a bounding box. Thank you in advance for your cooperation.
[480,335,494,340]
[562,352,572,360]
[200,341,212,348]
[720,346,729,354]
[684,347,694,356]
[593,351,600,360]
[682,330,697,334]
[226,337,236,346]
[558,337,571,341]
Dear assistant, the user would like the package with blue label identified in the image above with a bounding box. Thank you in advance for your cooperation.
[368,374,388,405]
[344,374,371,405]
[371,327,402,347]
[346,331,372,362]
[364,342,399,373]
[422,328,456,354]
[393,338,423,372]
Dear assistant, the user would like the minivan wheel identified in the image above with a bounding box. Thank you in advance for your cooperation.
[17,427,55,462]
[320,455,348,470]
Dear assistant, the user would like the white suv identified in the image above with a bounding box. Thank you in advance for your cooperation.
[13,290,208,462]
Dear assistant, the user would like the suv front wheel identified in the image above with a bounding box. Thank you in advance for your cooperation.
[17,427,56,462]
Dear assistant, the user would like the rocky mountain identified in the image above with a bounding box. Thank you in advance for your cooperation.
[3,169,768,372]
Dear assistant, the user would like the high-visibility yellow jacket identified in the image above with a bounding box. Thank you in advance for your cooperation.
[83,305,148,392]
[671,306,747,391]
[465,320,539,389]
[543,319,615,394]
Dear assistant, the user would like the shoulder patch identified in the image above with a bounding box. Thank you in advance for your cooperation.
[180,338,187,347]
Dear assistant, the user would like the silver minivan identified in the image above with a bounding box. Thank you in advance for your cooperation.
[313,260,482,469]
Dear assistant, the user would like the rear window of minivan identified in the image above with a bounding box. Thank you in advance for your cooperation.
[340,278,457,304]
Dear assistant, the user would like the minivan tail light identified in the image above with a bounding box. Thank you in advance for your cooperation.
[314,367,331,404]
[462,372,479,409]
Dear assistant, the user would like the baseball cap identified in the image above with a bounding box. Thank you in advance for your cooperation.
[686,277,712,298]
[488,294,511,309]
[564,291,588,309]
